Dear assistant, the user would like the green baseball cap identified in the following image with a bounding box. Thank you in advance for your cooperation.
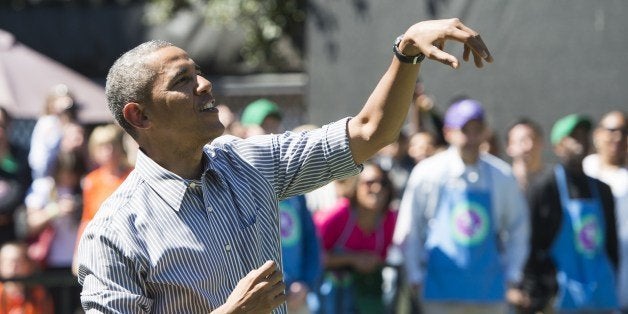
[550,114,592,145]
[240,99,282,126]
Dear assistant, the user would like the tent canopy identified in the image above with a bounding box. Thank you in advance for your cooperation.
[0,28,110,124]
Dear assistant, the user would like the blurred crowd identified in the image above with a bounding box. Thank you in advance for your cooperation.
[0,81,626,314]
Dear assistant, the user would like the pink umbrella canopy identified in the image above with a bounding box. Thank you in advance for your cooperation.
[0,28,111,123]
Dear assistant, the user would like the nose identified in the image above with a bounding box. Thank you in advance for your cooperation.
[196,75,212,95]
[521,138,534,152]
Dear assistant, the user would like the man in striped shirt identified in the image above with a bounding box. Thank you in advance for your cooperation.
[76,18,493,313]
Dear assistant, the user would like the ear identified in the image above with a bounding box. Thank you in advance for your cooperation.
[122,103,150,130]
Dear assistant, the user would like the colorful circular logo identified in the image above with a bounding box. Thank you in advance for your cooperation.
[279,204,301,246]
[451,201,489,245]
[574,214,602,256]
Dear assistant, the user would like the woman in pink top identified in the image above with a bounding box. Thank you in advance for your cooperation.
[315,162,398,314]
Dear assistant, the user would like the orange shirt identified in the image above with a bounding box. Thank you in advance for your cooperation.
[77,166,132,242]
[0,283,54,314]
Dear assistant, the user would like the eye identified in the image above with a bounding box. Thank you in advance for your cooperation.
[176,76,192,85]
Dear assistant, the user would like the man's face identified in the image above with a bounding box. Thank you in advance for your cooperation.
[556,124,591,164]
[141,46,223,148]
[408,132,436,163]
[594,113,627,164]
[260,116,283,135]
[507,124,543,163]
[445,119,486,153]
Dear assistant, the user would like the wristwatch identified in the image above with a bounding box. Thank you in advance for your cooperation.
[393,35,425,64]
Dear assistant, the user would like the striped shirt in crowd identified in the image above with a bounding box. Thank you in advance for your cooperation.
[77,118,361,313]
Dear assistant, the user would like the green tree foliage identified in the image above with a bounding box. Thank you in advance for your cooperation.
[145,0,306,72]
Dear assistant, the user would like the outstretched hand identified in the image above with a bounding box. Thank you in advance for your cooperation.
[399,18,493,68]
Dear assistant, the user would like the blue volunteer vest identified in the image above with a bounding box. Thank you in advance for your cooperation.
[423,165,505,301]
[549,165,618,310]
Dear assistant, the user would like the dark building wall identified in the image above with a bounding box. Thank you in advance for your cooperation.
[0,4,146,78]
[305,0,628,160]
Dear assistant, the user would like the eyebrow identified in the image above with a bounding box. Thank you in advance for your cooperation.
[169,63,202,86]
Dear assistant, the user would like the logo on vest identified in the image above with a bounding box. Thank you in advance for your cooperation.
[279,204,301,246]
[451,201,489,245]
[575,214,602,256]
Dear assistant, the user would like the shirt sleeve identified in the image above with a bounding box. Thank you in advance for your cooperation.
[226,118,362,199]
[78,216,153,313]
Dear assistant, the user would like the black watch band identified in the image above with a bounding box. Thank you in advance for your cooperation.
[393,35,425,64]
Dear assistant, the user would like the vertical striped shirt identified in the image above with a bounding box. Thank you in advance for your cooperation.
[77,118,361,313]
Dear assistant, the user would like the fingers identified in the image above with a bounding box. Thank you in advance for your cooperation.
[472,50,484,68]
[427,46,459,69]
[271,279,287,300]
[466,34,493,63]
[463,44,471,62]
[264,268,287,307]
[445,22,492,64]
[251,260,278,285]
[417,18,492,68]
[257,261,285,298]
[266,267,284,285]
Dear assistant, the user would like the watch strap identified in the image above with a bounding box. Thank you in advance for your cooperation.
[393,35,425,64]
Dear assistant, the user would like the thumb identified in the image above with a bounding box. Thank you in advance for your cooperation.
[426,45,459,68]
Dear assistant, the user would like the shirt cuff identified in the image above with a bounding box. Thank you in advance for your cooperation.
[323,117,362,179]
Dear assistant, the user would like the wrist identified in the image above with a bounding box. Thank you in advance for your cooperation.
[398,37,421,57]
[393,35,424,64]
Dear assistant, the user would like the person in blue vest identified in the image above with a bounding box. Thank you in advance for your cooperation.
[395,98,530,314]
[240,99,323,314]
[278,195,322,314]
[522,114,618,314]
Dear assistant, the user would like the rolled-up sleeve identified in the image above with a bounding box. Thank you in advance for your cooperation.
[223,118,362,199]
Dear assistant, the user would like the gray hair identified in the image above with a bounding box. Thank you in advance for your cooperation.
[105,40,174,138]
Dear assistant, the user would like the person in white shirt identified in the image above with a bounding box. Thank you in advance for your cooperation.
[583,110,628,311]
[395,98,529,314]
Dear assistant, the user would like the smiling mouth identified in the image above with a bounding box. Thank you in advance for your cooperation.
[199,99,216,112]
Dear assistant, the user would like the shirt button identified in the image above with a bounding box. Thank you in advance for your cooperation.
[225,244,231,252]
[207,205,213,212]
[189,182,197,189]
[210,151,216,158]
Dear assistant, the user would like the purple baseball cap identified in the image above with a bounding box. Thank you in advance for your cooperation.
[444,99,485,129]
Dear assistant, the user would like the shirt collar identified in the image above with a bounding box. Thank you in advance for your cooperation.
[445,147,482,177]
[135,147,212,211]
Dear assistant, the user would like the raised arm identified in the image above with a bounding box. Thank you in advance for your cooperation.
[348,18,493,164]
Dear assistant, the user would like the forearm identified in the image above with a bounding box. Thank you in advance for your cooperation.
[347,18,493,164]
[348,59,421,164]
